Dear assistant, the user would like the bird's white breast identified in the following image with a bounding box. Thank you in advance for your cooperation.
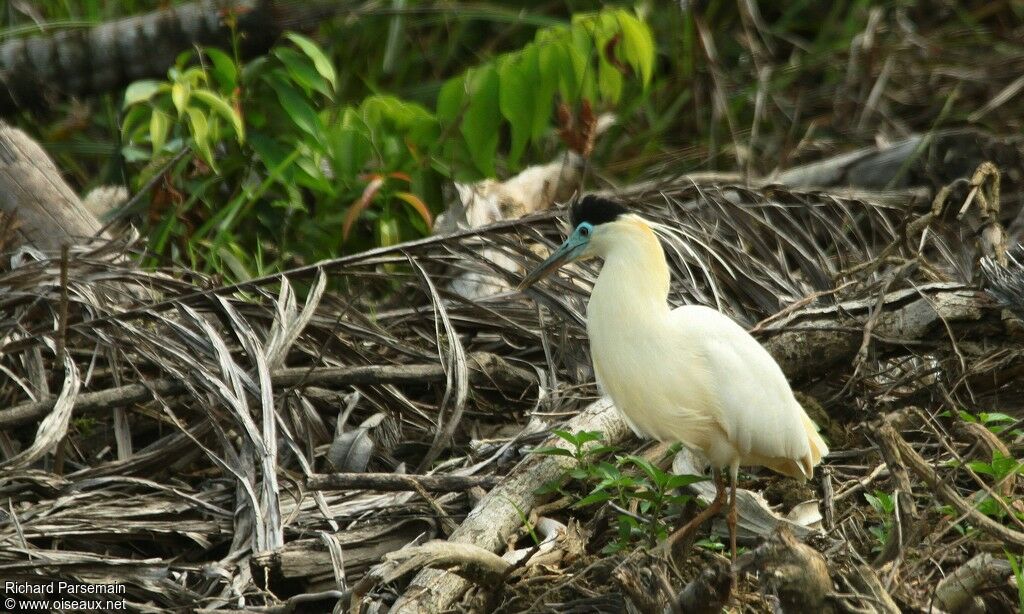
[586,262,719,450]
[578,215,825,477]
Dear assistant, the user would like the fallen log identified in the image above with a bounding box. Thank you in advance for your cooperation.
[390,398,629,613]
[774,129,1023,192]
[759,283,1001,382]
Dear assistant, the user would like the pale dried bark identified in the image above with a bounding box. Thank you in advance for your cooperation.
[0,122,106,251]
[933,553,1013,613]
[390,398,629,613]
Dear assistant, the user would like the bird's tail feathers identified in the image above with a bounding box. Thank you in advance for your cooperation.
[800,413,829,478]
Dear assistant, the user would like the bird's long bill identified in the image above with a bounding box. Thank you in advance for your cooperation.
[517,239,581,291]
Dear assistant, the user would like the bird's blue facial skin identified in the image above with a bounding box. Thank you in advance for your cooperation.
[517,222,594,290]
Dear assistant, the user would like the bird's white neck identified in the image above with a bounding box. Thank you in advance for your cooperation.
[588,217,671,327]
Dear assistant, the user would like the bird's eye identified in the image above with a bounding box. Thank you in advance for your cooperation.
[579,226,590,237]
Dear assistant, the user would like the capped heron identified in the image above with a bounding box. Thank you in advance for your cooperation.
[519,195,828,561]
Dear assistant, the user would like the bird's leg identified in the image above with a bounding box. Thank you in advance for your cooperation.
[727,463,740,592]
[727,477,738,563]
[665,468,726,549]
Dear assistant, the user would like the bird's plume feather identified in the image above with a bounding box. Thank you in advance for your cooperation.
[571,195,629,228]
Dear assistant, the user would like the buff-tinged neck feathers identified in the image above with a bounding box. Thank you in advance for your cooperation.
[588,215,671,318]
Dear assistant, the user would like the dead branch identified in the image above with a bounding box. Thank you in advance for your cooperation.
[389,398,630,613]
[835,565,901,614]
[933,553,1013,613]
[887,427,1024,547]
[372,540,511,589]
[306,472,498,493]
[870,418,922,567]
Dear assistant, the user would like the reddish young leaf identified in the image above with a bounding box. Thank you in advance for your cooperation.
[342,176,385,241]
[394,191,433,230]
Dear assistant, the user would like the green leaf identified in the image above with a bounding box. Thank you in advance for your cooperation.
[270,78,323,138]
[588,445,618,457]
[149,109,171,155]
[620,455,660,484]
[498,56,533,165]
[570,25,596,101]
[250,132,296,182]
[616,10,655,86]
[538,40,569,104]
[285,32,337,91]
[864,493,882,514]
[575,489,613,507]
[597,48,623,103]
[329,120,372,182]
[460,66,500,177]
[274,47,333,98]
[192,89,245,142]
[123,80,164,107]
[437,74,466,124]
[525,44,556,142]
[665,474,708,490]
[185,107,215,170]
[568,467,589,480]
[204,47,237,88]
[552,429,580,446]
[968,460,993,475]
[574,431,605,445]
[532,446,573,458]
[171,82,189,114]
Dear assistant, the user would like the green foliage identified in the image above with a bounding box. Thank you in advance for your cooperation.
[118,8,655,277]
[535,430,705,553]
[864,490,895,551]
[952,409,1021,437]
[1007,551,1024,614]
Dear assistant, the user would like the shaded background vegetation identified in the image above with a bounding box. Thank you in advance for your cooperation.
[5,0,1023,279]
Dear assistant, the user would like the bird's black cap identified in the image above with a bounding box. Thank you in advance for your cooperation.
[570,195,628,228]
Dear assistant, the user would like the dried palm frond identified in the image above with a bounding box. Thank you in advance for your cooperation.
[0,172,1015,610]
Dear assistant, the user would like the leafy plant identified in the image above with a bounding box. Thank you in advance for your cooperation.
[948,409,1022,437]
[864,490,895,551]
[535,430,704,552]
[119,8,656,278]
[964,451,1024,522]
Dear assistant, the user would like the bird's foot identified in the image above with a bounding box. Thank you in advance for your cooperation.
[662,488,727,556]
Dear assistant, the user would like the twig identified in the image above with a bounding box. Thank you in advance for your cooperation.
[887,426,1024,547]
[307,472,498,493]
[56,244,69,359]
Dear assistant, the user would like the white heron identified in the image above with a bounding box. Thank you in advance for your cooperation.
[519,195,829,561]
